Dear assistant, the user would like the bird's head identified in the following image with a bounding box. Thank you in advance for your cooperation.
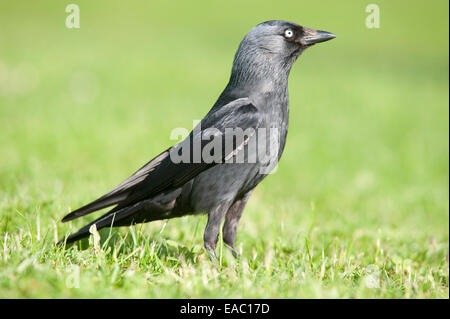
[229,20,336,87]
[249,20,336,53]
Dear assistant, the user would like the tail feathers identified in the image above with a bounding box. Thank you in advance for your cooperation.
[61,194,126,223]
[57,208,122,245]
[57,228,92,245]
[58,191,181,246]
[61,149,171,223]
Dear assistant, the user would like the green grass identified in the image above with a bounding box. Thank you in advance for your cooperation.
[0,0,448,298]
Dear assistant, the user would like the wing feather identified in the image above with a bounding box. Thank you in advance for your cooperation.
[61,99,262,223]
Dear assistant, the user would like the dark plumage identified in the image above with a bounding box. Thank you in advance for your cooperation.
[59,20,336,258]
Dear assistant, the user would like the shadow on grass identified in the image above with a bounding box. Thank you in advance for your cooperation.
[61,226,200,265]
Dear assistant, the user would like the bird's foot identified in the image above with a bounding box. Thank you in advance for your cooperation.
[225,244,240,259]
[204,243,218,261]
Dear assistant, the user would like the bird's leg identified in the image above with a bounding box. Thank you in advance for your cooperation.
[222,191,253,258]
[203,203,229,260]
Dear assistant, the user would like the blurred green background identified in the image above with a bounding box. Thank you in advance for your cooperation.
[0,0,448,298]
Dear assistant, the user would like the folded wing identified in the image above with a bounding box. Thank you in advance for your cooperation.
[61,98,262,223]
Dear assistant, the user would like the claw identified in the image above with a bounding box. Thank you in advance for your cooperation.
[224,243,240,259]
[208,250,218,261]
[231,249,241,260]
[204,243,218,261]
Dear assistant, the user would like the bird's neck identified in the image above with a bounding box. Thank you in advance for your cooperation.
[228,57,291,93]
[212,49,296,110]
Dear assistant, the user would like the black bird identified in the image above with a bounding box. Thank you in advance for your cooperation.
[59,20,336,258]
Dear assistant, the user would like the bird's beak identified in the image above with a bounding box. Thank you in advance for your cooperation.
[299,27,336,46]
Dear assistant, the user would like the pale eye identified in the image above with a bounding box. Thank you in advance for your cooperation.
[284,29,294,38]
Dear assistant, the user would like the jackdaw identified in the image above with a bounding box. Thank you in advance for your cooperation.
[59,20,336,258]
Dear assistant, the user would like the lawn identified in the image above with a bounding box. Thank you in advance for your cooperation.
[0,0,448,298]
